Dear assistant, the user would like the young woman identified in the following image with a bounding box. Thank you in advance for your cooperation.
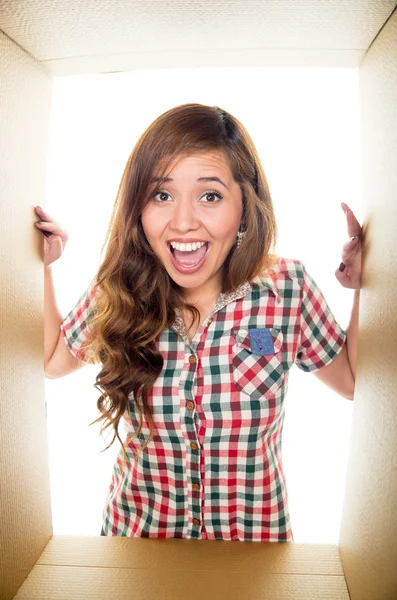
[35,103,362,542]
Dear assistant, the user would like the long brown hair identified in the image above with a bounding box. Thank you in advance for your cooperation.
[83,103,278,467]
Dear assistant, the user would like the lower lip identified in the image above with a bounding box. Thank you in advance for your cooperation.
[167,243,210,274]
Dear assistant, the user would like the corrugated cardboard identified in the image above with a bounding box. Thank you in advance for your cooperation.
[1,3,396,599]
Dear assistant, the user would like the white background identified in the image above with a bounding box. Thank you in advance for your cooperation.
[44,66,361,542]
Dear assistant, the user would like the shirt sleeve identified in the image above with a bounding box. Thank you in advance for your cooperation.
[60,276,98,364]
[295,262,347,373]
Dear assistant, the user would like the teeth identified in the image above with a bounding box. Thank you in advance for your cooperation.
[170,241,206,252]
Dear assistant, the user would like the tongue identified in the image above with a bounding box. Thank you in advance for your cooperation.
[173,243,207,266]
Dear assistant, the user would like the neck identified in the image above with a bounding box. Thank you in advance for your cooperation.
[181,278,221,309]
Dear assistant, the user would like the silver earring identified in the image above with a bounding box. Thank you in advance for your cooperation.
[236,229,246,248]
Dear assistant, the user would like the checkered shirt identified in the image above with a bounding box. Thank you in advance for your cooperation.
[60,256,347,542]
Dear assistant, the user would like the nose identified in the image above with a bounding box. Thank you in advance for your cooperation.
[169,198,200,233]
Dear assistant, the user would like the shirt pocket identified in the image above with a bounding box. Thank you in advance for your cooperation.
[231,327,284,399]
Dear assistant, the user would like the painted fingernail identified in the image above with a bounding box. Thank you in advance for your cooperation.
[339,262,346,272]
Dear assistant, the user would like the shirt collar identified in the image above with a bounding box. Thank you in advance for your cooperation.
[171,281,251,340]
[171,271,281,339]
[212,280,252,311]
[250,271,281,304]
[219,264,281,307]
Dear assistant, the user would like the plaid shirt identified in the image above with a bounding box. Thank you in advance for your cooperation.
[60,256,347,542]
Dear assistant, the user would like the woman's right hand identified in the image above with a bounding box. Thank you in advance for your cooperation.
[34,206,69,267]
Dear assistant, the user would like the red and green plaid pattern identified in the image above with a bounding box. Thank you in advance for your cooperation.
[60,256,347,542]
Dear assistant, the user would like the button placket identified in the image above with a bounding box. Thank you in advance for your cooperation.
[186,292,251,536]
[175,288,253,537]
[179,342,203,535]
[188,438,202,533]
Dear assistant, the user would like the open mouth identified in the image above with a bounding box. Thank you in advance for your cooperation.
[167,241,210,271]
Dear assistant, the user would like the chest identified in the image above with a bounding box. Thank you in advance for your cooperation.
[124,282,303,447]
[142,304,296,410]
[126,314,295,451]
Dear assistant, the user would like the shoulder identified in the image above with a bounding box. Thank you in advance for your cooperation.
[247,255,307,306]
[253,254,306,290]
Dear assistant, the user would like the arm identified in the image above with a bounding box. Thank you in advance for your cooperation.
[313,289,359,401]
[44,264,63,366]
[35,206,86,377]
[345,289,360,380]
[316,201,362,399]
[294,259,351,399]
[44,264,87,379]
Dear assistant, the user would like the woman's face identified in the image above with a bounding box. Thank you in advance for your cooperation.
[141,150,243,300]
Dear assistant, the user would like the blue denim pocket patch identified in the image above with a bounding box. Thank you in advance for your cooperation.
[248,328,275,355]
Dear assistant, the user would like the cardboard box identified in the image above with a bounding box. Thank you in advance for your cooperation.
[1,3,396,599]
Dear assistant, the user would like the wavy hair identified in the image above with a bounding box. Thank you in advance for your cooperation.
[83,103,278,470]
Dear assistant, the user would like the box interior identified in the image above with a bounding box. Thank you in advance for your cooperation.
[1,2,396,598]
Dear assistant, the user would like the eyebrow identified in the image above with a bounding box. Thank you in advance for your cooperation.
[150,176,229,190]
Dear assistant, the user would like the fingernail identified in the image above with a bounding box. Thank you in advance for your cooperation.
[339,262,346,272]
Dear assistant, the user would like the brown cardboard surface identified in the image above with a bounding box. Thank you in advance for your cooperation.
[0,28,53,600]
[36,537,345,573]
[337,8,397,600]
[14,537,349,600]
[2,0,396,74]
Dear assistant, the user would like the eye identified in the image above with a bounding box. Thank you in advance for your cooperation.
[152,190,224,203]
[153,190,171,202]
[202,190,223,203]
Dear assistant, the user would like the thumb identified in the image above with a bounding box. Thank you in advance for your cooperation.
[335,263,348,283]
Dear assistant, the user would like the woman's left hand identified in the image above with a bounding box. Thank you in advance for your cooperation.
[335,202,362,291]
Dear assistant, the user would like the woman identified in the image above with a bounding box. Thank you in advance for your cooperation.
[35,103,362,542]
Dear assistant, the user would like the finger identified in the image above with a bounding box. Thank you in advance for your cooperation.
[335,264,361,290]
[35,221,68,244]
[35,206,55,222]
[35,221,57,230]
[336,263,355,281]
[341,202,361,229]
[342,236,360,252]
[35,221,61,237]
[343,205,361,230]
[335,266,349,284]
[341,240,361,263]
[341,203,362,238]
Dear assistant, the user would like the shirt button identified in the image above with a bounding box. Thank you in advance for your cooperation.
[188,355,196,364]
[186,401,195,410]
[192,518,201,526]
[190,442,198,451]
[192,483,200,491]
